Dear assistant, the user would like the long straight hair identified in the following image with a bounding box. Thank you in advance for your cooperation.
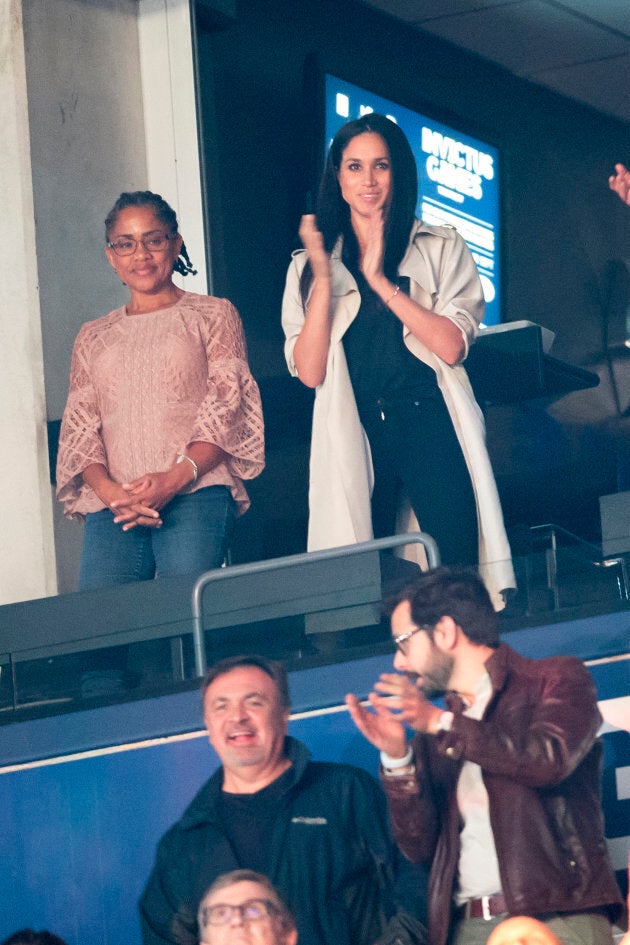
[300,114,418,304]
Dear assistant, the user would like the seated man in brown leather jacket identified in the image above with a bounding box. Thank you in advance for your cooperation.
[346,567,622,945]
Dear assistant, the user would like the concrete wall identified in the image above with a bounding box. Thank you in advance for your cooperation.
[21,0,148,598]
[0,0,58,604]
[23,0,148,421]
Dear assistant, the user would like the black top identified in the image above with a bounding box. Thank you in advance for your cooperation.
[342,252,440,403]
[218,766,294,872]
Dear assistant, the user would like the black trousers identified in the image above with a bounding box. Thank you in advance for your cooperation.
[357,393,479,567]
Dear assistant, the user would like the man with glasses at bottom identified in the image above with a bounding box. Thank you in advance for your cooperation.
[346,567,623,945]
[197,871,297,945]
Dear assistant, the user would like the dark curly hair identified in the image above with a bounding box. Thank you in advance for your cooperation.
[105,190,197,277]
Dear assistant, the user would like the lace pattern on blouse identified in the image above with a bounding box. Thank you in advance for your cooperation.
[56,292,264,518]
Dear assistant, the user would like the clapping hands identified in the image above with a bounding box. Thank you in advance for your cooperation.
[346,672,443,757]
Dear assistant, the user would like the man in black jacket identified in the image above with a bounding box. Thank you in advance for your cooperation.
[139,655,424,945]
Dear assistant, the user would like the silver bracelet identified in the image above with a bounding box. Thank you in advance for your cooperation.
[176,453,198,484]
[385,284,400,305]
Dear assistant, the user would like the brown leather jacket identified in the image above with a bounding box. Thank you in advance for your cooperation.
[381,644,622,945]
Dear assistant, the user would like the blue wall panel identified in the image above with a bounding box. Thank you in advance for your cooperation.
[0,711,382,944]
[0,616,628,944]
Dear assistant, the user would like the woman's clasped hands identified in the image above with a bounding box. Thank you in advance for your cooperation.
[109,463,194,530]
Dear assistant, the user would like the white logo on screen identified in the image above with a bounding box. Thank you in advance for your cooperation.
[336,94,350,118]
[422,127,494,201]
[479,274,496,302]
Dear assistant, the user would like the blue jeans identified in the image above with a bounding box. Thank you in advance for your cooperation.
[79,486,236,591]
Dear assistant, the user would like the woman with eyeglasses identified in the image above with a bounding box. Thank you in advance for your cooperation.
[282,114,513,607]
[57,191,264,590]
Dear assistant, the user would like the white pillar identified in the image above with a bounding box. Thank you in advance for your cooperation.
[0,0,58,603]
[138,0,209,293]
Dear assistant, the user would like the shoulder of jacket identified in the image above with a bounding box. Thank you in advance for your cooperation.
[290,247,308,265]
[413,221,459,242]
[286,249,309,286]
[536,652,591,678]
[290,248,311,282]
[177,773,223,832]
[497,645,590,686]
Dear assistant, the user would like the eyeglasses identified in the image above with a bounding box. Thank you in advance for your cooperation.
[392,625,430,655]
[107,233,174,256]
[200,898,279,927]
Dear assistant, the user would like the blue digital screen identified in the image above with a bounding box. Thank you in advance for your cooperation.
[325,75,502,325]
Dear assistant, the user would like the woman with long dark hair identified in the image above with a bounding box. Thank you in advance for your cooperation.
[282,115,513,605]
[57,191,264,590]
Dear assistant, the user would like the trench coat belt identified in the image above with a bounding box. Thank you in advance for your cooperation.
[458,893,508,920]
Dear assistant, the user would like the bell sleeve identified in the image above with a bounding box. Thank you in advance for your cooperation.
[56,325,108,516]
[189,300,264,481]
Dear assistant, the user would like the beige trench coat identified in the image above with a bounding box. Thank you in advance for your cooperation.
[282,221,515,607]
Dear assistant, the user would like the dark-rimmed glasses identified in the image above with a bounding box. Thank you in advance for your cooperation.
[107,233,174,256]
[393,625,431,655]
[200,898,279,927]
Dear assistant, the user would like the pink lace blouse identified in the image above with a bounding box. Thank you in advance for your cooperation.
[56,292,265,518]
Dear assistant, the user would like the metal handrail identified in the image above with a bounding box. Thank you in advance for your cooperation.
[528,522,630,609]
[529,522,605,557]
[191,532,440,677]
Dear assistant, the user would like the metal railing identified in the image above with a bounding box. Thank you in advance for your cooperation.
[191,532,440,677]
[528,523,629,611]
